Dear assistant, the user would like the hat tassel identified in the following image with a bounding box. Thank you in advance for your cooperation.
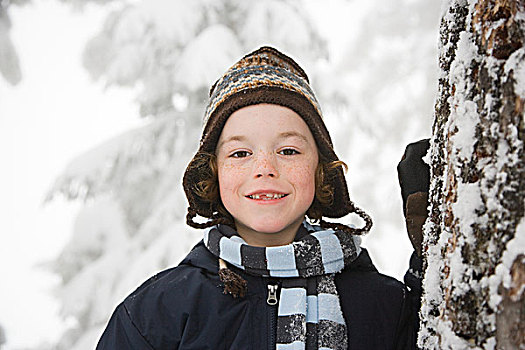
[218,259,248,298]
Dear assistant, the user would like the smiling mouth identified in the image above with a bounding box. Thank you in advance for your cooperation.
[246,193,288,200]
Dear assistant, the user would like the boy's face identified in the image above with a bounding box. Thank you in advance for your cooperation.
[216,103,319,247]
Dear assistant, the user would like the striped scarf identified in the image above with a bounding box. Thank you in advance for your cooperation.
[204,221,361,350]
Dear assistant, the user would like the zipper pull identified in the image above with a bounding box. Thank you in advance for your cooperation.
[267,284,278,305]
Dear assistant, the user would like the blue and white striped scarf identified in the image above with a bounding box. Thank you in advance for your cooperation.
[204,221,361,350]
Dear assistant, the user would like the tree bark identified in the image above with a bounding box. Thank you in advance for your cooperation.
[421,0,525,349]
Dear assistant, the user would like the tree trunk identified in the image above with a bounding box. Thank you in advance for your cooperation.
[420,0,525,349]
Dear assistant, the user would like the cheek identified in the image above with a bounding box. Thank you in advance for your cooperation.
[217,162,246,193]
[285,163,317,199]
[217,163,233,193]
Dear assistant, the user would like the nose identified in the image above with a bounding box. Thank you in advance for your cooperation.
[254,152,278,178]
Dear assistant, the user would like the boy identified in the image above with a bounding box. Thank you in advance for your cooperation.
[97,46,426,349]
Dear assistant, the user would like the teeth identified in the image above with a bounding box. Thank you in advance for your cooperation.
[248,193,286,200]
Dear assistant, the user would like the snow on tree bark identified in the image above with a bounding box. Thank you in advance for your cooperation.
[421,0,524,349]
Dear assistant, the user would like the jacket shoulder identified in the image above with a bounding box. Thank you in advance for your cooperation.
[116,242,220,348]
[336,249,412,349]
[125,241,217,300]
[338,248,407,300]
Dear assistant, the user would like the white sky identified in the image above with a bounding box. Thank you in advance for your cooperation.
[0,2,142,348]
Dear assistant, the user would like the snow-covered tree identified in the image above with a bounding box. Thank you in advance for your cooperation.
[0,323,6,349]
[46,1,326,348]
[0,0,27,85]
[325,0,441,268]
[43,0,442,349]
[420,0,524,348]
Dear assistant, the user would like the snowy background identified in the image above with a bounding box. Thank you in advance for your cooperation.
[0,0,440,349]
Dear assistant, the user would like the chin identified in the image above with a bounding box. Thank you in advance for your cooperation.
[248,215,305,235]
[249,222,288,234]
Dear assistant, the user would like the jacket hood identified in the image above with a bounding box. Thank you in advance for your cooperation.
[180,240,219,274]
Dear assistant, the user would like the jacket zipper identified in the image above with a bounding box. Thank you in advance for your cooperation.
[267,282,279,350]
[267,284,278,305]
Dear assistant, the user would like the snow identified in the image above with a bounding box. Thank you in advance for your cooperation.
[485,216,525,309]
[420,232,444,303]
[173,25,243,92]
[440,0,454,20]
[420,0,525,348]
[450,100,479,159]
[483,337,496,350]
[47,116,171,200]
[453,183,484,236]
[0,11,21,85]
[240,1,315,55]
[56,196,128,278]
[115,0,204,45]
[1,0,442,348]
[450,30,477,80]
[0,2,142,349]
[501,219,525,292]
[436,320,473,349]
[504,48,525,98]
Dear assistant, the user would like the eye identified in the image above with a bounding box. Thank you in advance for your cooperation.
[278,148,300,156]
[230,150,252,158]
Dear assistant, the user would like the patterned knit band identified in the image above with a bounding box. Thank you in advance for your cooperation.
[200,47,332,156]
[204,222,361,350]
[205,62,322,127]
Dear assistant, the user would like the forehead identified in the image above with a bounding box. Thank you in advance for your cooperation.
[218,104,315,143]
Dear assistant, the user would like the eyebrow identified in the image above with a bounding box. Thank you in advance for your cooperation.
[217,135,247,150]
[278,131,309,143]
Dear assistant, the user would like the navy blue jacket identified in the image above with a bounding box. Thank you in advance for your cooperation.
[97,241,422,349]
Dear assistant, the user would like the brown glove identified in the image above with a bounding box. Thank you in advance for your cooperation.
[405,192,428,257]
[397,139,430,257]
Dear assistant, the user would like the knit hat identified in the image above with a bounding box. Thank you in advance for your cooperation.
[183,46,371,232]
